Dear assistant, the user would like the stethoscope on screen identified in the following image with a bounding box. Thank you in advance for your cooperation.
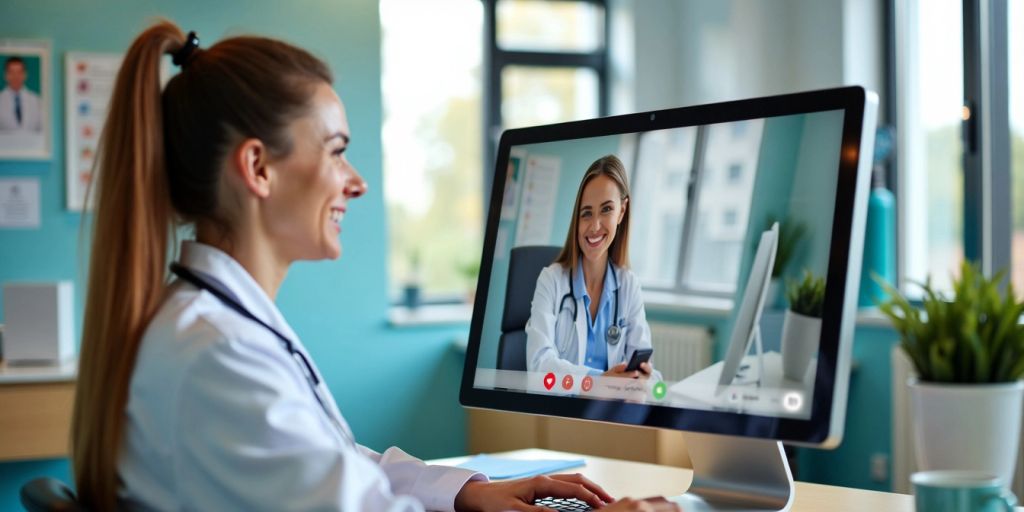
[169,262,355,447]
[556,260,622,350]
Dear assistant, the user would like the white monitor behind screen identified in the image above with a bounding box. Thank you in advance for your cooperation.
[716,222,779,392]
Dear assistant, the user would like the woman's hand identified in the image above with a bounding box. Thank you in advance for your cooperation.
[454,473,613,511]
[601,362,653,379]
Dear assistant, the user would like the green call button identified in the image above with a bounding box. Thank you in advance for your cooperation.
[652,381,667,400]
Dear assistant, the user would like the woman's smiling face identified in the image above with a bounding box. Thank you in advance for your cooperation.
[576,174,628,265]
[262,83,366,262]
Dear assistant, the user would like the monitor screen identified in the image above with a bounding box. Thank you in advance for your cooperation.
[461,87,876,445]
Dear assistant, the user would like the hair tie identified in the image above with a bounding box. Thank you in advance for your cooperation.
[172,31,200,68]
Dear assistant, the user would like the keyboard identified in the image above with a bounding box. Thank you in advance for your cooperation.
[533,497,593,511]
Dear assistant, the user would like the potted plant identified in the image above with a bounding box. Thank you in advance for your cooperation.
[877,262,1024,485]
[458,258,481,305]
[402,251,423,310]
[781,270,825,381]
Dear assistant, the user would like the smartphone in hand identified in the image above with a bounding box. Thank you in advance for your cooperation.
[624,348,653,372]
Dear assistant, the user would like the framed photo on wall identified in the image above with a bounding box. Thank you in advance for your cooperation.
[0,40,51,159]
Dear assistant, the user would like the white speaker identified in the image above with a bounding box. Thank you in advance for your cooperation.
[2,281,75,364]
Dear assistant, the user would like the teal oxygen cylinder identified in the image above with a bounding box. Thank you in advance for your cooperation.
[859,164,896,307]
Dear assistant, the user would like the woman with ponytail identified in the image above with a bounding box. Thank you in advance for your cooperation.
[73,20,673,512]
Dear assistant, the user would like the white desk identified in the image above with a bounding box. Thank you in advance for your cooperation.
[668,352,816,417]
[431,448,916,511]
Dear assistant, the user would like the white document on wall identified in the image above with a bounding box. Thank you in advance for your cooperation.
[0,177,41,228]
[514,155,560,247]
[65,52,122,211]
[501,148,527,221]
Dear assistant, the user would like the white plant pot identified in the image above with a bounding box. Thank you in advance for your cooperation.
[909,379,1024,486]
[780,310,821,381]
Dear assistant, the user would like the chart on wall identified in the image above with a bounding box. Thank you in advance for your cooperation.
[513,155,560,247]
[65,52,121,211]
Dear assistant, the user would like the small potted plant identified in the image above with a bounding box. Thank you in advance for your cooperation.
[781,270,825,381]
[458,258,481,305]
[877,262,1024,485]
[402,251,423,310]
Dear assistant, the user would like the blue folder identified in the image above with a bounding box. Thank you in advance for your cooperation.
[455,454,587,479]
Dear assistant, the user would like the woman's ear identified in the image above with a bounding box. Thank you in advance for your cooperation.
[231,138,271,199]
[618,196,629,224]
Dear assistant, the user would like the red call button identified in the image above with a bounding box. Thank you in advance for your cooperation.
[562,374,574,390]
[543,373,556,390]
[581,376,593,392]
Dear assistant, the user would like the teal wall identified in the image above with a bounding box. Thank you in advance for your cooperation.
[0,1,471,509]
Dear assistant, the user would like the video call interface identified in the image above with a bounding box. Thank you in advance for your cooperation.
[472,109,846,420]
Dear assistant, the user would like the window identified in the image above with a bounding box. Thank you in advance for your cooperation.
[727,163,743,183]
[383,0,608,306]
[1012,0,1024,294]
[381,0,484,302]
[630,119,764,298]
[484,0,609,187]
[895,0,965,293]
[892,0,1015,296]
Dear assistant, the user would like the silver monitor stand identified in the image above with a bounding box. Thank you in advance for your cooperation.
[670,431,794,511]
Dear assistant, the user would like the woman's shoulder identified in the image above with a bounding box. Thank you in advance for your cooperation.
[538,262,569,279]
[614,265,643,289]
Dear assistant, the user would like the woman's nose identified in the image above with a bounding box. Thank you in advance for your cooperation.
[345,166,368,199]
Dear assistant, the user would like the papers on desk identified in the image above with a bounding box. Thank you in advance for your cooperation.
[455,454,586,479]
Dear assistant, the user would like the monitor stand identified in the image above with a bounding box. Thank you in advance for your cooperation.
[733,325,765,388]
[670,431,794,511]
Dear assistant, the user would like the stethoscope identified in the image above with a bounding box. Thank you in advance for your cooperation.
[169,262,355,447]
[557,259,622,346]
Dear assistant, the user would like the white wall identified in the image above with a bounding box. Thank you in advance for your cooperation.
[618,0,883,112]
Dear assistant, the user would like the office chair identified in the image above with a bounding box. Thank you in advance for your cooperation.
[20,477,85,512]
[497,245,561,371]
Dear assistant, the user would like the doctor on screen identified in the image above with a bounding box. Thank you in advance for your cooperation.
[526,155,659,379]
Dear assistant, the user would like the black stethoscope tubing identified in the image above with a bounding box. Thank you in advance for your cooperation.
[558,259,622,345]
[169,262,354,445]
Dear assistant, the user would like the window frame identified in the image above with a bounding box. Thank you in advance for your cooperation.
[889,0,1012,291]
[482,0,611,200]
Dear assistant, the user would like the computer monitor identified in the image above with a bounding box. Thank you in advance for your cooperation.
[461,86,877,511]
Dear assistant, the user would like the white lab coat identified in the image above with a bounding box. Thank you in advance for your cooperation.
[525,262,659,379]
[0,87,42,132]
[118,241,484,511]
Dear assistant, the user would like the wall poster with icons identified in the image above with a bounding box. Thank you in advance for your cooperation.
[65,52,122,211]
[0,40,51,160]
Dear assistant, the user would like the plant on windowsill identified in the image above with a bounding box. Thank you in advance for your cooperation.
[781,270,825,382]
[458,259,481,306]
[876,262,1024,484]
[402,251,423,310]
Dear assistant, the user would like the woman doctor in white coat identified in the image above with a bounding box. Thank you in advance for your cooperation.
[526,156,659,380]
[70,22,675,512]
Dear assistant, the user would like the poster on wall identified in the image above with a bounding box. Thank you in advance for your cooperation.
[513,155,560,247]
[0,40,51,160]
[65,52,122,211]
[500,148,526,221]
[0,177,41,229]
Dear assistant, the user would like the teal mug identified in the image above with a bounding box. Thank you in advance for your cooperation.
[912,470,1017,512]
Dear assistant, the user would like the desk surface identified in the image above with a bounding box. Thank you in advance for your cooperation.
[0,359,76,384]
[430,448,915,511]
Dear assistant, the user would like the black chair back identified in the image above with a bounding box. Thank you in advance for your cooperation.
[497,245,561,370]
[20,477,85,512]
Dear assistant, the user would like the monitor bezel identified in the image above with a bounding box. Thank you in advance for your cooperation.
[460,86,873,445]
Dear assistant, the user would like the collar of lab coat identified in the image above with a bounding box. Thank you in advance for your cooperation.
[178,240,301,343]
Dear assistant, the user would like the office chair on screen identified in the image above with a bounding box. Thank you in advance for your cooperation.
[497,245,561,371]
[20,477,84,512]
